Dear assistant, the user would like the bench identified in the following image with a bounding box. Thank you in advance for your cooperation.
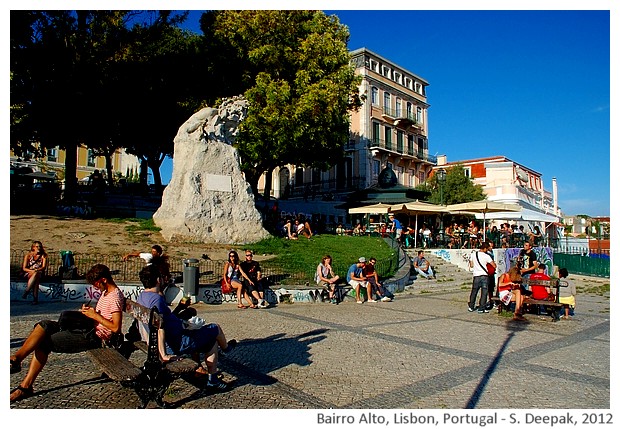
[491,278,568,322]
[87,299,199,408]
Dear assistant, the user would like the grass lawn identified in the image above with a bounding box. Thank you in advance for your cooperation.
[250,234,399,283]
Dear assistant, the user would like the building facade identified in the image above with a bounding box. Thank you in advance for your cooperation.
[10,145,140,184]
[433,155,560,222]
[258,48,435,220]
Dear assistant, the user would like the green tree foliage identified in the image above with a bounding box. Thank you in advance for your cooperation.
[201,11,363,197]
[417,164,484,205]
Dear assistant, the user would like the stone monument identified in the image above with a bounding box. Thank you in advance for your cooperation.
[153,96,270,244]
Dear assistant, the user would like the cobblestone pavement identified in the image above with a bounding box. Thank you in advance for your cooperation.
[9,278,610,410]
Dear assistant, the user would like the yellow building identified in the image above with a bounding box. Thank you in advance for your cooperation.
[10,145,139,183]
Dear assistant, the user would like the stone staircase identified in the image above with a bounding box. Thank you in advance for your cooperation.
[404,250,473,293]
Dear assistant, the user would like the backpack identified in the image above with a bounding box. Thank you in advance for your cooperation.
[58,250,77,280]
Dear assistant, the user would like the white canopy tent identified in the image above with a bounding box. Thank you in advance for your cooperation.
[474,207,559,223]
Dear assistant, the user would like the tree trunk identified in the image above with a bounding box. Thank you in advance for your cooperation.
[104,153,114,187]
[262,166,274,201]
[63,142,78,203]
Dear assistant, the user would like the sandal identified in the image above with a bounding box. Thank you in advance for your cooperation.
[249,304,257,309]
[10,386,34,402]
[237,304,248,309]
[10,358,21,374]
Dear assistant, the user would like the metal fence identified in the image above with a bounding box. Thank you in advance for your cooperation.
[552,251,610,278]
[10,249,399,286]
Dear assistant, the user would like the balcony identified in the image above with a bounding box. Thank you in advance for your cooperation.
[381,106,423,130]
[368,138,435,163]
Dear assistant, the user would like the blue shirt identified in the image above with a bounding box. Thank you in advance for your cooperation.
[346,263,363,283]
[392,218,402,230]
[136,291,184,351]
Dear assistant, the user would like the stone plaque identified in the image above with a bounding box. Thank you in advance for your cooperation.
[205,174,232,192]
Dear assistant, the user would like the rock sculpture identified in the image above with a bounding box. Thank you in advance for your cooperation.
[153,96,270,244]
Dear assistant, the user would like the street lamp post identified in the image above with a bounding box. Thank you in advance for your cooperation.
[437,168,446,246]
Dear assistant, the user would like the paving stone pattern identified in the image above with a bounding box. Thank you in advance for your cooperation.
[10,253,609,409]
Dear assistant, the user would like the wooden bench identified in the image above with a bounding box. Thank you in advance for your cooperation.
[87,299,198,408]
[491,278,568,322]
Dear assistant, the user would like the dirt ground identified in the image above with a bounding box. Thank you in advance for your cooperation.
[9,214,234,260]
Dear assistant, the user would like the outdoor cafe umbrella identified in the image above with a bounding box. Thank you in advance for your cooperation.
[347,203,394,214]
[445,200,521,241]
[391,200,448,248]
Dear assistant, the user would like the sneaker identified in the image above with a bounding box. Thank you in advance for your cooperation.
[477,308,489,313]
[205,378,230,391]
[259,299,268,308]
[356,300,363,304]
[381,296,392,302]
[221,339,237,355]
[468,306,475,312]
[368,299,377,303]
[331,298,337,305]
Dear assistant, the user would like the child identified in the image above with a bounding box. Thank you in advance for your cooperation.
[558,267,576,319]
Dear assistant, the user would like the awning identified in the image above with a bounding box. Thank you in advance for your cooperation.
[475,208,559,223]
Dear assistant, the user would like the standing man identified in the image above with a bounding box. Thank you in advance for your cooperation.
[518,241,539,294]
[412,250,435,279]
[347,257,373,304]
[468,241,496,313]
[240,250,268,308]
[388,213,403,243]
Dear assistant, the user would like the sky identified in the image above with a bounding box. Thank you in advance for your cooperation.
[158,7,611,217]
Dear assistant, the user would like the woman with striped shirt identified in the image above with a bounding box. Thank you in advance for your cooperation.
[10,264,125,402]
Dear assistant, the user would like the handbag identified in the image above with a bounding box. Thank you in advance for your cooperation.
[476,252,495,276]
[221,278,232,294]
[58,310,95,333]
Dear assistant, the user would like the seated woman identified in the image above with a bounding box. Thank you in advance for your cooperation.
[21,241,48,305]
[296,217,313,239]
[10,264,124,402]
[335,224,345,236]
[315,255,341,304]
[137,265,236,390]
[223,250,255,309]
[497,266,526,321]
[283,219,298,240]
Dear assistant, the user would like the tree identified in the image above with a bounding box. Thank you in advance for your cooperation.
[201,11,363,197]
[10,11,134,201]
[417,164,484,205]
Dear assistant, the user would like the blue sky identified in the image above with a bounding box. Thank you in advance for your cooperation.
[160,9,611,217]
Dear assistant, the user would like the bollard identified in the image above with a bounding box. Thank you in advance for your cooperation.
[183,258,200,298]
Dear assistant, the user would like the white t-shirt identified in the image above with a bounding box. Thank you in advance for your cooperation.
[139,252,153,264]
[472,250,493,277]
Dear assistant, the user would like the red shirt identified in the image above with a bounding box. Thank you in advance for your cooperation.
[529,272,551,300]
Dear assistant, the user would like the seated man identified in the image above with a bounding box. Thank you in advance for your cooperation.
[412,250,435,279]
[347,257,373,304]
[240,249,268,308]
[363,258,393,302]
[137,265,237,390]
[528,265,554,315]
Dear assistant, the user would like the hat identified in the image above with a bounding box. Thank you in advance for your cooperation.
[358,257,366,263]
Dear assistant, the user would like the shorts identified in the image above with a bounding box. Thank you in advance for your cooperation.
[349,280,368,289]
[559,296,575,307]
[246,278,264,293]
[35,320,102,354]
[167,323,220,356]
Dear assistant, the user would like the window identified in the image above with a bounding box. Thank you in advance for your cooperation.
[418,171,426,182]
[394,71,402,84]
[371,87,378,105]
[295,167,304,187]
[382,65,391,78]
[395,98,402,117]
[404,77,412,89]
[409,170,416,187]
[369,59,378,72]
[47,148,57,162]
[416,107,423,124]
[372,122,380,144]
[397,130,404,153]
[406,102,413,120]
[87,149,96,167]
[384,126,392,150]
[463,167,471,178]
[373,160,381,176]
[407,135,414,155]
[415,82,421,94]
[383,92,391,109]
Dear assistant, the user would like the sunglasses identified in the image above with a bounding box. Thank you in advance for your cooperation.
[245,254,253,257]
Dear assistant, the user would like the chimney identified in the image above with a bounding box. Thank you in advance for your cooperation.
[552,177,558,215]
